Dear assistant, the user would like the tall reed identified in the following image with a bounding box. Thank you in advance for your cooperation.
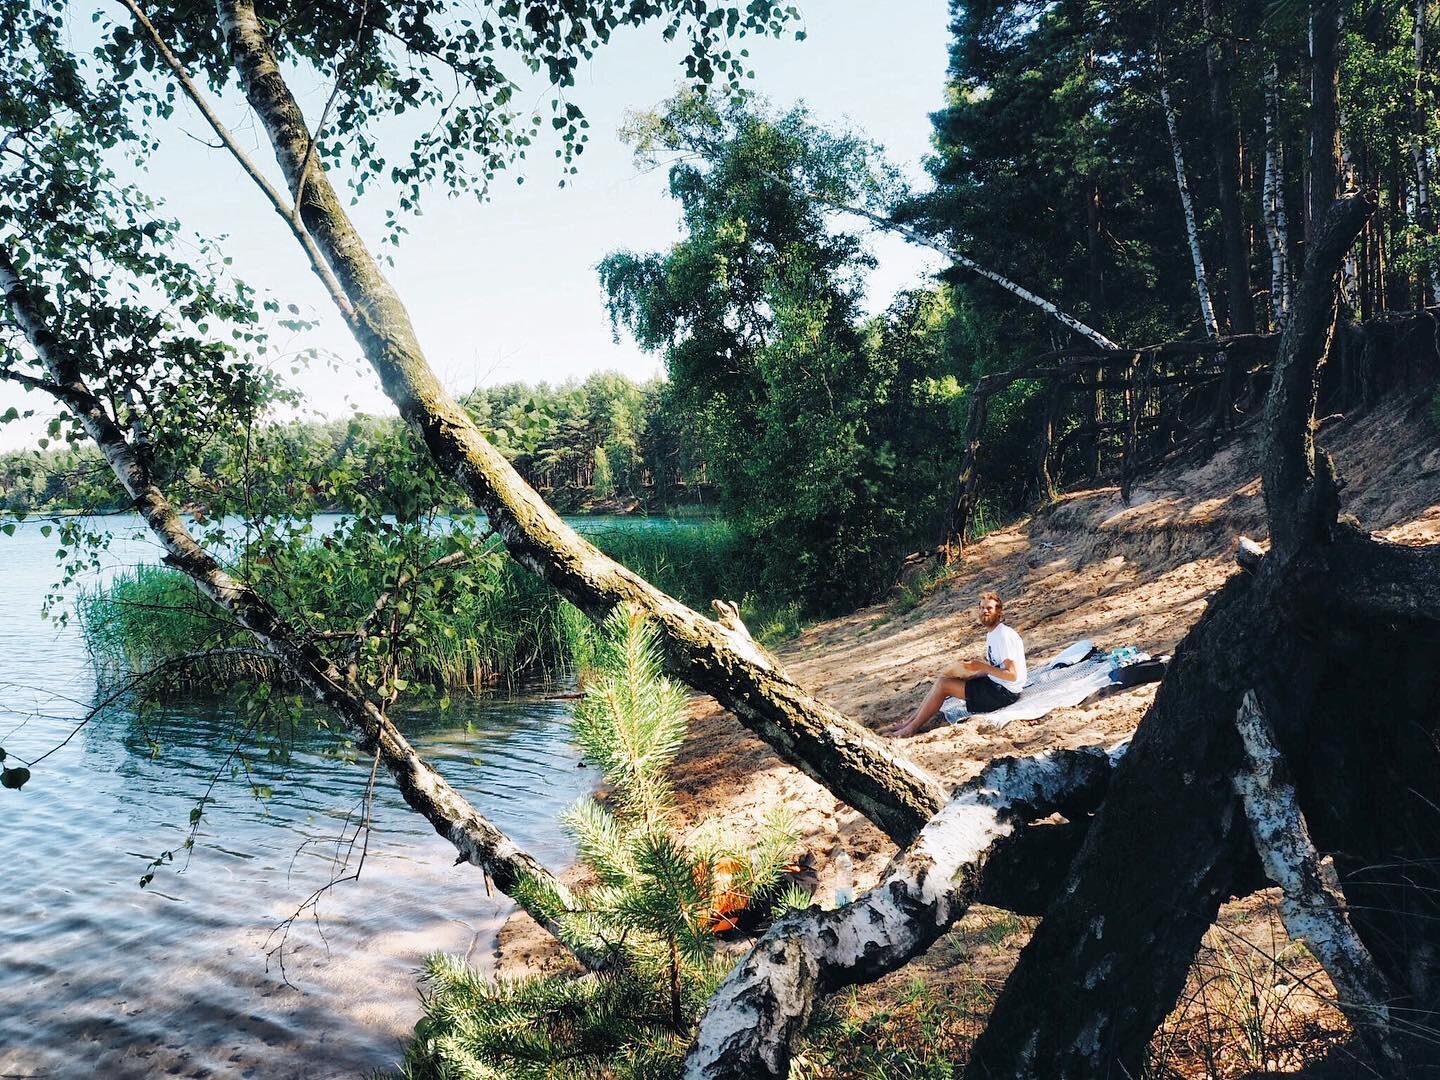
[79,518,787,693]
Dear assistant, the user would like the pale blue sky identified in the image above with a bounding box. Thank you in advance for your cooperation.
[3,2,951,448]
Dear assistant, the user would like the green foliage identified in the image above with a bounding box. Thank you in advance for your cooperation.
[79,519,791,693]
[589,445,614,502]
[0,372,708,518]
[602,96,964,614]
[103,1,802,220]
[399,609,801,1079]
[402,959,680,1080]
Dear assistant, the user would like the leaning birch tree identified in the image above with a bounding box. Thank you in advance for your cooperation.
[1158,56,1222,339]
[101,0,961,853]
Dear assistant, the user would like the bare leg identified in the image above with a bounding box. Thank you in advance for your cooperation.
[892,676,970,738]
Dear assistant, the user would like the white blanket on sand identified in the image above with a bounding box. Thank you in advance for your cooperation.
[938,640,1137,729]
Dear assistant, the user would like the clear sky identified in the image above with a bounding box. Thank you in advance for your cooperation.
[1,2,952,449]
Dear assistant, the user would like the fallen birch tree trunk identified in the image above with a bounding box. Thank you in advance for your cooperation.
[0,246,603,971]
[1233,690,1405,1076]
[825,200,1120,351]
[683,745,1124,1080]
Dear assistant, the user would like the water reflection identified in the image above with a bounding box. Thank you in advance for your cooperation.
[0,517,594,1078]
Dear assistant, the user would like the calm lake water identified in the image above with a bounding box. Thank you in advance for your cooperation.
[0,515,598,1078]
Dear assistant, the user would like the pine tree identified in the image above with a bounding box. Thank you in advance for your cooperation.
[401,606,801,1079]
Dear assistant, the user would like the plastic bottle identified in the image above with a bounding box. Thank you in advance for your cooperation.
[833,850,854,908]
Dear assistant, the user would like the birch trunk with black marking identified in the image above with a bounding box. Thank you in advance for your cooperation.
[684,747,1121,1080]
[1233,690,1405,1076]
[828,201,1118,351]
[0,246,600,970]
[1413,0,1438,302]
[1161,77,1221,339]
[1264,63,1293,329]
[201,0,947,847]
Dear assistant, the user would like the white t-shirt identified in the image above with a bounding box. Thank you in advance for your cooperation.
[986,623,1027,692]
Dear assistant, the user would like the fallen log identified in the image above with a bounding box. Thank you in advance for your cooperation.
[683,745,1122,1079]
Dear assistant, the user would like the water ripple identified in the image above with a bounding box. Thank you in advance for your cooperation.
[0,516,595,1078]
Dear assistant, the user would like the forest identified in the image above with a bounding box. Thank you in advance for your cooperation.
[0,0,1438,1078]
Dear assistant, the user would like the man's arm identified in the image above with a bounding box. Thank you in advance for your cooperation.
[941,659,1018,681]
[978,659,1019,682]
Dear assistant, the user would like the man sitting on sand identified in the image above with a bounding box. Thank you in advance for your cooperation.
[890,590,1026,738]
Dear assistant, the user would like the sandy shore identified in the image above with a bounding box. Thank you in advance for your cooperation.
[493,393,1440,1061]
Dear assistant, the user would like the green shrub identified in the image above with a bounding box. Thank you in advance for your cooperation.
[79,518,795,693]
[399,609,801,1079]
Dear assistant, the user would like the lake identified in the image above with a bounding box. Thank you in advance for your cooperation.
[0,515,599,1078]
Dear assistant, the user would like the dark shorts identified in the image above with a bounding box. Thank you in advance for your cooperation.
[965,675,1020,714]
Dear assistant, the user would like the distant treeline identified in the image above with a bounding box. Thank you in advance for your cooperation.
[0,371,712,516]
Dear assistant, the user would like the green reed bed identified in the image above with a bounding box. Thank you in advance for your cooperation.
[79,518,795,694]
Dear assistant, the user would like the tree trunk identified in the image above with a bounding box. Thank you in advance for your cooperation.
[1232,690,1405,1076]
[1086,180,1106,323]
[1035,379,1065,503]
[1308,1,1342,240]
[1204,0,1255,333]
[1413,0,1438,302]
[685,747,1121,1080]
[200,0,948,848]
[945,386,990,554]
[1264,63,1293,331]
[1161,75,1222,339]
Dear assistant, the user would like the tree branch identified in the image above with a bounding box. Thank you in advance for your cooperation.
[1261,193,1373,558]
[1233,690,1405,1075]
[207,0,948,846]
[683,746,1120,1079]
[117,0,358,327]
[0,244,602,970]
[822,199,1120,350]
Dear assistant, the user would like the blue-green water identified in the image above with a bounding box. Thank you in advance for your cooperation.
[0,516,598,1078]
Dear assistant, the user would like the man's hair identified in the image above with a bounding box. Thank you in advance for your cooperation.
[979,589,1003,611]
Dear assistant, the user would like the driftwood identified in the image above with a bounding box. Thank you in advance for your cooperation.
[1233,691,1404,1075]
[684,746,1122,1079]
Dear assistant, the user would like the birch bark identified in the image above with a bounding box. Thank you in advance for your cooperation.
[1161,77,1222,339]
[825,202,1119,351]
[683,747,1121,1079]
[1264,63,1293,329]
[1232,691,1405,1076]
